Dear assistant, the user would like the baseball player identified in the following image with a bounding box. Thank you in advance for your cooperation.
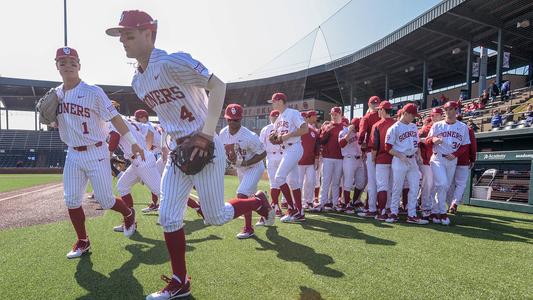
[219,104,267,239]
[385,104,428,224]
[108,115,162,232]
[107,10,275,299]
[311,107,344,212]
[134,109,168,212]
[357,96,381,215]
[298,111,319,209]
[53,47,143,259]
[367,100,395,221]
[268,92,308,222]
[338,117,365,214]
[259,110,284,216]
[447,117,477,214]
[418,108,444,220]
[427,101,471,225]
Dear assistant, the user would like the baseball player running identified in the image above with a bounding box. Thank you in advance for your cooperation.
[311,107,344,212]
[338,117,365,214]
[108,115,162,231]
[107,10,274,299]
[219,104,267,239]
[298,111,319,210]
[259,110,284,216]
[52,47,143,259]
[427,101,471,225]
[385,103,428,224]
[268,92,308,222]
[367,101,395,221]
[447,117,477,214]
[357,96,381,214]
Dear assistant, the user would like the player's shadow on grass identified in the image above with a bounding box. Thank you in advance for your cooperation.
[427,211,533,244]
[254,227,344,278]
[74,229,218,299]
[298,286,324,300]
[299,216,396,246]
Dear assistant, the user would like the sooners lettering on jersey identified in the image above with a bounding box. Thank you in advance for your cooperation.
[56,81,118,147]
[219,126,265,163]
[385,121,419,155]
[132,48,211,140]
[273,108,305,145]
[428,120,471,155]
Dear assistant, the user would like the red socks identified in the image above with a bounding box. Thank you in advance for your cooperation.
[228,197,261,219]
[270,188,280,205]
[343,190,351,204]
[279,184,294,209]
[121,193,134,208]
[151,193,158,205]
[377,191,387,213]
[402,188,409,208]
[314,187,319,200]
[238,194,253,228]
[164,229,187,283]
[68,207,87,240]
[111,198,132,217]
[352,189,362,203]
[292,189,302,213]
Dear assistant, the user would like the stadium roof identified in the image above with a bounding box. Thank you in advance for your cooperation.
[1,0,532,114]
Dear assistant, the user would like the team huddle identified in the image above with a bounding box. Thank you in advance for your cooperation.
[44,9,477,300]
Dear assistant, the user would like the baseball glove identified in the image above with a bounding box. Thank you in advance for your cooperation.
[224,144,244,167]
[170,133,215,175]
[268,131,283,145]
[36,88,60,125]
[110,156,126,177]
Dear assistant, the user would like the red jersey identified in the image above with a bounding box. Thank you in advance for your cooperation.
[370,118,395,164]
[358,110,380,152]
[299,125,319,165]
[457,127,477,165]
[418,123,433,165]
[320,123,343,159]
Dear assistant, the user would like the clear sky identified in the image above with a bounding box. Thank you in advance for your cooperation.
[1,0,441,129]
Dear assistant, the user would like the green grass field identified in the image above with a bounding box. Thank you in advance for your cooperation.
[0,175,532,299]
[0,174,63,193]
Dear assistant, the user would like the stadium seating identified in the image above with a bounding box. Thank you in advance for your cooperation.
[0,130,67,168]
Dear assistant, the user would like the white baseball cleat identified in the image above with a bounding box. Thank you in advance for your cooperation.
[123,208,136,238]
[142,203,159,213]
[66,239,91,259]
[440,217,451,226]
[407,216,429,225]
[255,191,275,226]
[280,213,294,223]
[146,275,191,300]
[236,227,255,239]
[113,224,124,232]
[255,217,265,226]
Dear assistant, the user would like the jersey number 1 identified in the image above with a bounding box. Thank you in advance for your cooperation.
[180,106,195,122]
[82,122,89,134]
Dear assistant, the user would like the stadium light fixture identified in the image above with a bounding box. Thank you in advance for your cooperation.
[517,20,530,28]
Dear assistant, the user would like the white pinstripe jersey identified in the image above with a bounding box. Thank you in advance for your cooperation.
[108,116,150,158]
[338,127,362,157]
[428,120,471,155]
[131,48,211,140]
[272,108,306,145]
[385,121,419,156]
[56,81,118,147]
[259,123,283,156]
[219,125,265,164]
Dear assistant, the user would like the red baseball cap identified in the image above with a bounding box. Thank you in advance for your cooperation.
[443,101,459,109]
[368,96,381,104]
[431,107,444,115]
[330,107,342,115]
[270,110,280,117]
[267,92,287,104]
[351,117,360,127]
[55,47,79,61]
[134,109,149,120]
[106,10,158,37]
[224,104,243,120]
[306,110,317,117]
[342,117,349,126]
[402,103,420,117]
[300,111,308,118]
[378,100,392,110]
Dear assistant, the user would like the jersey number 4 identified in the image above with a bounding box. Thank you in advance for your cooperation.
[180,106,195,122]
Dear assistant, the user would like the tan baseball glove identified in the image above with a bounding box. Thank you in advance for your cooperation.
[269,131,283,145]
[36,88,60,125]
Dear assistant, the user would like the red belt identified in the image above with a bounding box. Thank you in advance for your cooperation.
[73,141,103,152]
